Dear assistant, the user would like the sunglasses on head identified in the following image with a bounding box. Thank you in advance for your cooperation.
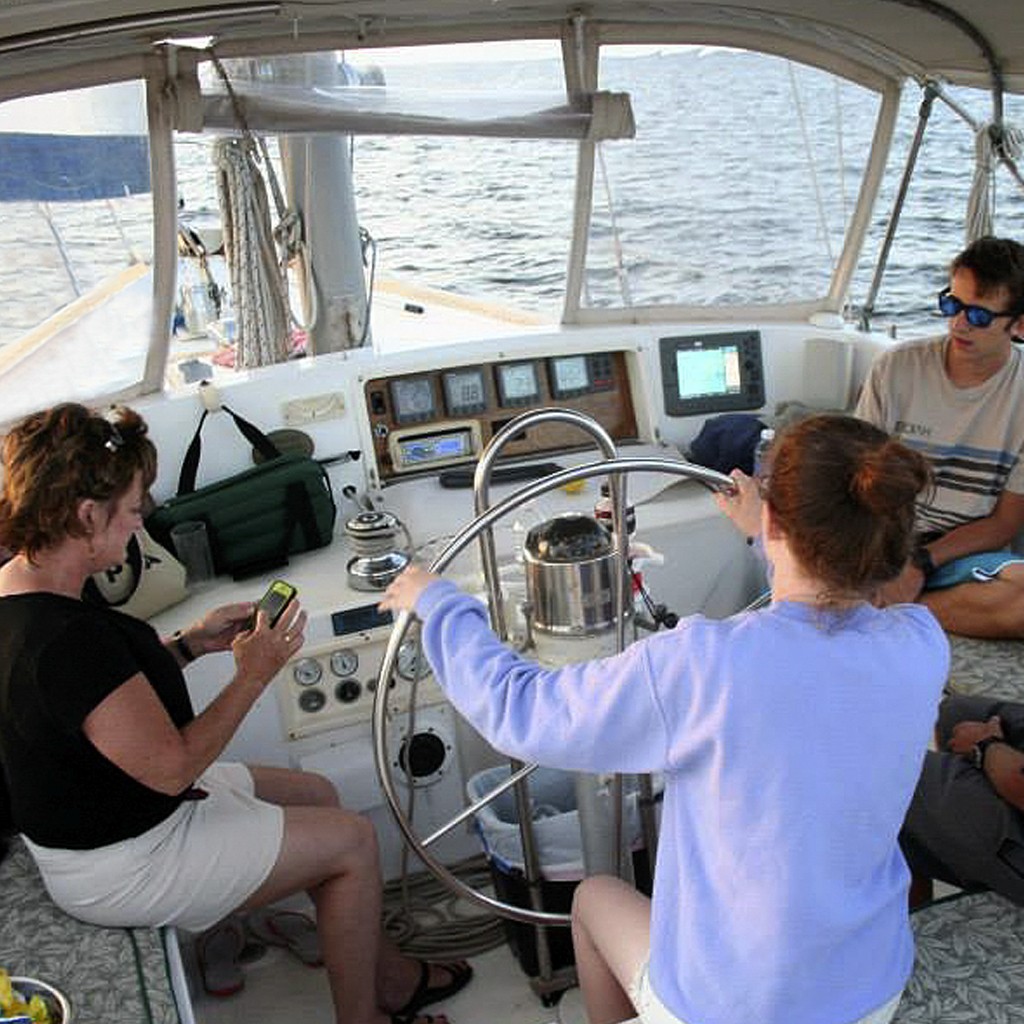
[938,287,1018,328]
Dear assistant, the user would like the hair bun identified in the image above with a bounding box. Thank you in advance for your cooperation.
[850,441,930,516]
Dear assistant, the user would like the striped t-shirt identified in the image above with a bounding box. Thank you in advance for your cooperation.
[855,336,1024,536]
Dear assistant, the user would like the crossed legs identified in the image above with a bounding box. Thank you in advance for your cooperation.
[572,875,652,1024]
[239,765,454,1024]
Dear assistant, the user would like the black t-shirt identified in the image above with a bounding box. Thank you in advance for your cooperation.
[0,593,195,848]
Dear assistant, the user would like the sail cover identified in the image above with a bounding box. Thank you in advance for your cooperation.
[0,80,149,201]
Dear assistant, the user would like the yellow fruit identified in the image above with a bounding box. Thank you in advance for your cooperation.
[28,992,51,1022]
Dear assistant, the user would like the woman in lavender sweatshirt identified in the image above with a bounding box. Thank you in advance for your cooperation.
[380,414,949,1024]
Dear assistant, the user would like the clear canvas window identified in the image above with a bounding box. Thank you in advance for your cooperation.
[0,80,153,422]
[587,46,882,310]
[171,41,576,380]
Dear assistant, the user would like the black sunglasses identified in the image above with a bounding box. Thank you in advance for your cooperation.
[938,287,1018,329]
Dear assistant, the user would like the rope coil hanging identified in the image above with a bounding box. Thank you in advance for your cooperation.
[214,135,290,368]
[209,52,317,368]
[965,121,1024,242]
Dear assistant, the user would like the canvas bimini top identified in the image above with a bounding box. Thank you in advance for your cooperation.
[0,0,1023,100]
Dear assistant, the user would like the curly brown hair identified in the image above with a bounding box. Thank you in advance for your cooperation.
[0,403,157,560]
[764,414,931,600]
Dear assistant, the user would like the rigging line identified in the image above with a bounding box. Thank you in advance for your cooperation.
[860,81,938,330]
[787,62,833,268]
[924,77,1024,198]
[36,201,82,298]
[833,80,848,233]
[594,143,632,307]
[298,136,320,331]
[927,78,981,132]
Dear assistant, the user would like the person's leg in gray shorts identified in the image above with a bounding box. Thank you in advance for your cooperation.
[900,695,1024,904]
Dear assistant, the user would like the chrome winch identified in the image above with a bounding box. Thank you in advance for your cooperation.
[344,509,411,591]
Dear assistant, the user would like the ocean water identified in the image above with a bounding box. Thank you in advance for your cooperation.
[2,48,1024,350]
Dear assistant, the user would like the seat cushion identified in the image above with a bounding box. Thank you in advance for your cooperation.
[894,890,1024,1022]
[0,837,180,1023]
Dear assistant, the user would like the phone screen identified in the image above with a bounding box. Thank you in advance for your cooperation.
[255,580,297,628]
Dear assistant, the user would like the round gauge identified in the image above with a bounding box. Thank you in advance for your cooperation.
[330,648,359,677]
[292,657,323,687]
[298,689,327,713]
[334,679,362,704]
[396,639,431,681]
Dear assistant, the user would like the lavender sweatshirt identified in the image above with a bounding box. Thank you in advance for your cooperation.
[415,580,948,1024]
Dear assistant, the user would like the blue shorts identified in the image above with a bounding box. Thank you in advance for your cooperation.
[925,552,1024,591]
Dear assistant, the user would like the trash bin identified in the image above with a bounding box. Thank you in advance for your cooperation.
[467,765,650,977]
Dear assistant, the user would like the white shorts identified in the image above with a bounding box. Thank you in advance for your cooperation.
[627,961,903,1024]
[23,762,284,933]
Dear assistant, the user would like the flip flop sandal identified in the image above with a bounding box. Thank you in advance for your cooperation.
[245,908,323,967]
[394,959,473,1016]
[196,917,247,997]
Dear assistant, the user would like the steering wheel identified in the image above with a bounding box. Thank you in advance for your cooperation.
[372,455,734,927]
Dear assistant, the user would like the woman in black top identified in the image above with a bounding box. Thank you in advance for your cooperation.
[0,403,470,1024]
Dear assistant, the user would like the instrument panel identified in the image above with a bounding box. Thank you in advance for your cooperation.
[365,350,638,480]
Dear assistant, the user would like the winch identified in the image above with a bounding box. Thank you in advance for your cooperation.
[344,509,410,591]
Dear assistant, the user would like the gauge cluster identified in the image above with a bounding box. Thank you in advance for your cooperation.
[275,628,443,741]
[364,349,637,480]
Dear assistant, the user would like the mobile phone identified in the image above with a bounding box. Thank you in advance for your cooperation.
[251,579,297,629]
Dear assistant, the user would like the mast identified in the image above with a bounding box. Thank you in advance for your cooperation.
[269,52,369,351]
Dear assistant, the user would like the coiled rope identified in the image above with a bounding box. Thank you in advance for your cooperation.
[209,53,317,368]
[965,122,1024,242]
[214,136,290,368]
[382,855,507,959]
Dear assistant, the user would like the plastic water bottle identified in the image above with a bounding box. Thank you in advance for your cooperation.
[753,427,775,480]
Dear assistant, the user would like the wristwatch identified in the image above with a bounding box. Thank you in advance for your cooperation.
[972,735,1003,771]
[910,544,936,576]
[172,630,197,664]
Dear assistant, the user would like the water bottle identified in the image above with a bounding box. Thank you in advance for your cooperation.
[753,427,775,480]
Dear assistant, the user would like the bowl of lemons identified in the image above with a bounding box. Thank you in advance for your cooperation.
[0,970,69,1023]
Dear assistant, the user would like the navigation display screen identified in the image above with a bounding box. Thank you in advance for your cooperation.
[658,332,764,416]
[676,344,740,399]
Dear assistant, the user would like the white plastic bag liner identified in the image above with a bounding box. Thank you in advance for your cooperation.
[467,765,643,882]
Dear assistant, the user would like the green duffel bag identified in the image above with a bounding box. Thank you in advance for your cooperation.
[147,405,337,580]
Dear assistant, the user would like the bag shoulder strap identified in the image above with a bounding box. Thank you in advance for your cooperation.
[177,404,282,495]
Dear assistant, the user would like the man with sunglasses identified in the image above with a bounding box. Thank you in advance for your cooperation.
[856,237,1024,909]
[855,235,1024,639]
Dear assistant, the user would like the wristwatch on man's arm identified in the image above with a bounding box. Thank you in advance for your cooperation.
[973,735,1004,771]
